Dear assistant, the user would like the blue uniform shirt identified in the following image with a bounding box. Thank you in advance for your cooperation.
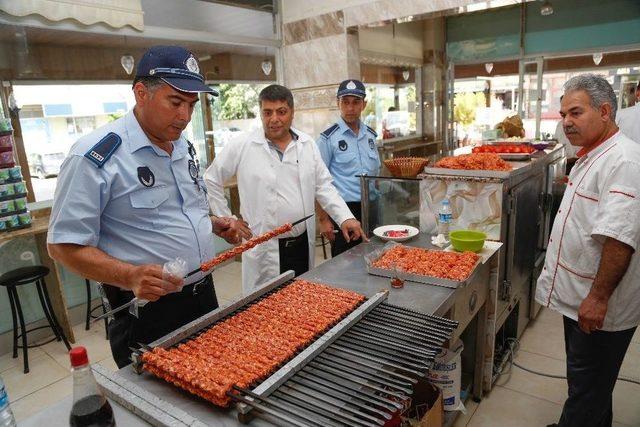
[316,118,380,202]
[48,110,214,285]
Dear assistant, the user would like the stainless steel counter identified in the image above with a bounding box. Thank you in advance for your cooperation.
[22,234,495,427]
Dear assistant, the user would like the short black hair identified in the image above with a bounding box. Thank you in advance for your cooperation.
[132,76,164,91]
[259,84,294,109]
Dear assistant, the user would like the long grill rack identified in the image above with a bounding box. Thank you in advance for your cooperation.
[130,272,458,426]
[232,303,458,427]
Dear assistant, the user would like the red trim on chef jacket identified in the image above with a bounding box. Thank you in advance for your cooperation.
[545,143,618,306]
[575,192,599,202]
[557,262,596,280]
[609,190,636,199]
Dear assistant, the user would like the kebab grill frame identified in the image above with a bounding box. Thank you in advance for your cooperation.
[128,271,459,426]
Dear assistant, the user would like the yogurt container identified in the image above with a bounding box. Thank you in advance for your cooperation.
[0,199,15,214]
[14,197,27,211]
[0,168,9,184]
[4,214,19,228]
[13,181,26,194]
[0,150,13,166]
[0,183,15,197]
[18,211,31,225]
[8,166,21,181]
[0,119,11,132]
[0,134,12,148]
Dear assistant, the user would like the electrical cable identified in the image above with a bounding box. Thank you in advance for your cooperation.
[495,337,640,386]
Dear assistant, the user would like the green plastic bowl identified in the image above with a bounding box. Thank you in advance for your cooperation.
[449,230,486,253]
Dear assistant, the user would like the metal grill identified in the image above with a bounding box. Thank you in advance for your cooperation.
[130,272,458,426]
[231,303,457,427]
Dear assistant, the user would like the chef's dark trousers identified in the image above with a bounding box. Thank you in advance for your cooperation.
[557,316,636,427]
[105,275,218,368]
[279,230,309,277]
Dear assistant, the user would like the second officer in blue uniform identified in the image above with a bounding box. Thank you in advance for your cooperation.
[47,46,251,367]
[317,79,380,256]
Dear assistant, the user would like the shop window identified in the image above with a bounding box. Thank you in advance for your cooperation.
[13,83,205,202]
[208,83,267,157]
[363,84,417,140]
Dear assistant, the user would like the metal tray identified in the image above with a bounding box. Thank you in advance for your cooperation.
[497,152,533,161]
[364,242,481,289]
[423,165,513,179]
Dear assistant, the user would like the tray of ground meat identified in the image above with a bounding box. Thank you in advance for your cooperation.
[423,153,514,179]
[365,242,481,288]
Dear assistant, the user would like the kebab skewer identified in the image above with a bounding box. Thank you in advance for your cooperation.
[185,213,314,278]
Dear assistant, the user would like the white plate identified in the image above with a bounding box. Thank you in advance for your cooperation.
[373,225,419,242]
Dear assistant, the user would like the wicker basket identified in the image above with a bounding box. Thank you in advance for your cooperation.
[384,157,429,178]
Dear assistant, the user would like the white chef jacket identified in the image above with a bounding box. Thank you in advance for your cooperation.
[536,131,640,331]
[616,104,640,144]
[204,127,354,293]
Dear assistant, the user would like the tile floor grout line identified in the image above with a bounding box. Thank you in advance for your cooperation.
[494,384,564,408]
[498,382,566,407]
[516,348,567,363]
[11,374,71,405]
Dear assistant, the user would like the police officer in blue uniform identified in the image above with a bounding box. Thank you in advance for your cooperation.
[316,79,380,256]
[47,46,251,368]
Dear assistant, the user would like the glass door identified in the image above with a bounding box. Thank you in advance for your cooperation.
[518,57,544,139]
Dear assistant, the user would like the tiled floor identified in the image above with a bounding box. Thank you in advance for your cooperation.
[4,253,640,426]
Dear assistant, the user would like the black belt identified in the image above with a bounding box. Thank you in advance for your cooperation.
[279,230,308,248]
[182,274,211,296]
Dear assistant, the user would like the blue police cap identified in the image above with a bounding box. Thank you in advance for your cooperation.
[135,46,218,95]
[337,79,366,98]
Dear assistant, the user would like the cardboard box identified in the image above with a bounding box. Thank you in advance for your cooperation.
[419,384,443,427]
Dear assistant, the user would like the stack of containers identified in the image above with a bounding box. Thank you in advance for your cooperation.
[0,118,31,232]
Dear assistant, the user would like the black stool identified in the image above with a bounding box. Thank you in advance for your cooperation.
[0,266,71,373]
[84,279,109,339]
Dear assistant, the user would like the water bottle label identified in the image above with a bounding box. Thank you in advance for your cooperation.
[439,213,452,223]
[0,384,8,410]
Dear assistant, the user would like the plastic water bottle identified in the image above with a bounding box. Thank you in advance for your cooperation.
[129,257,187,317]
[438,199,453,241]
[0,376,16,427]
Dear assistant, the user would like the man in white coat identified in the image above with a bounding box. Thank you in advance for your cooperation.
[205,84,364,292]
[616,81,640,143]
[536,75,640,427]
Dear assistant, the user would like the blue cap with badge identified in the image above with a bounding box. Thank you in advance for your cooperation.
[337,79,366,98]
[135,46,218,95]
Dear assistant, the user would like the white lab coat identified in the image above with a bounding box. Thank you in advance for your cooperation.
[616,104,640,144]
[204,127,354,293]
[535,132,640,331]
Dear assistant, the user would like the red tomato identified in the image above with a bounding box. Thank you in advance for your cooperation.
[472,147,480,153]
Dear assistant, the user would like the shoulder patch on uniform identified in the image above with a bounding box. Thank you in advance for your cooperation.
[320,124,339,139]
[365,125,377,137]
[84,132,122,168]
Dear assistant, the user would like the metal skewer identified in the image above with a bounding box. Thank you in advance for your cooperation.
[185,213,314,278]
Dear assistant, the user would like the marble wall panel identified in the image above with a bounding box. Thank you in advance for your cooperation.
[343,0,477,28]
[293,108,341,140]
[284,34,356,89]
[284,11,345,45]
[293,85,339,111]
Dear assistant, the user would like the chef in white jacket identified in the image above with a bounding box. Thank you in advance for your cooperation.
[205,84,364,292]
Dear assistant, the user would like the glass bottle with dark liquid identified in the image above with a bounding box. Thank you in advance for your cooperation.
[69,346,115,427]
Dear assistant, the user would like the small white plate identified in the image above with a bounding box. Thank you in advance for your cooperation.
[373,225,419,242]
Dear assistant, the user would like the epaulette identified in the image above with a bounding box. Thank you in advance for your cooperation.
[84,132,122,168]
[320,123,339,139]
[365,125,377,138]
